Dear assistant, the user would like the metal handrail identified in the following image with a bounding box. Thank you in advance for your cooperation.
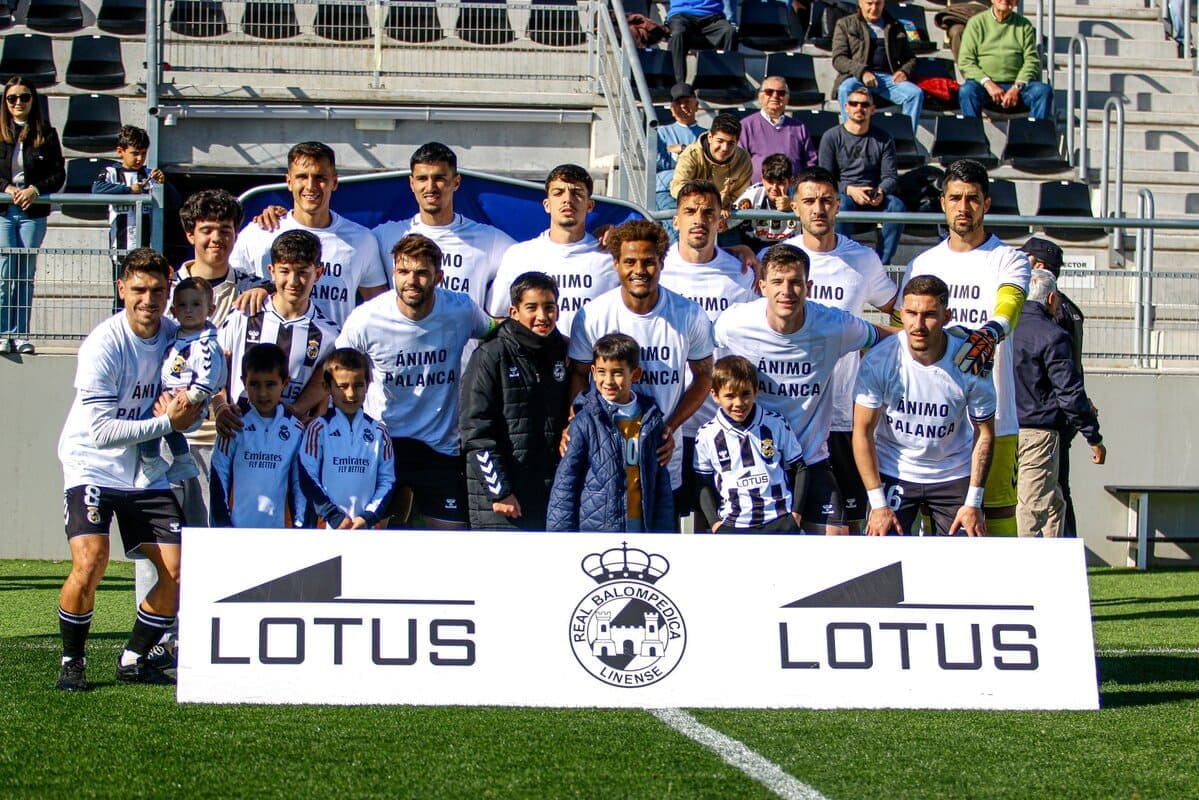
[598,0,658,209]
[1065,34,1089,181]
[1135,189,1156,368]
[1099,96,1126,252]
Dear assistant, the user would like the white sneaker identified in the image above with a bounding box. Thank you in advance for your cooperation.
[136,456,170,488]
[14,339,34,355]
[166,452,200,482]
[0,339,12,355]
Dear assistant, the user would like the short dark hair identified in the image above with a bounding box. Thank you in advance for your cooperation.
[173,275,214,302]
[270,230,321,266]
[760,243,810,279]
[710,113,742,139]
[179,189,244,232]
[711,355,758,395]
[676,179,721,207]
[288,141,336,169]
[794,166,838,193]
[323,347,372,385]
[761,154,795,184]
[943,159,990,198]
[545,163,592,195]
[117,125,150,150]
[606,219,668,262]
[847,85,873,101]
[120,247,172,282]
[391,233,442,271]
[902,275,950,308]
[411,141,457,172]
[593,333,640,369]
[242,343,289,380]
[510,271,559,306]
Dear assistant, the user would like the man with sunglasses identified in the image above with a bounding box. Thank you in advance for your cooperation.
[831,0,924,135]
[737,76,818,183]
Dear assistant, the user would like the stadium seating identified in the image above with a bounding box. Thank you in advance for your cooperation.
[804,0,853,50]
[692,50,755,104]
[737,0,801,52]
[61,94,123,152]
[315,1,372,41]
[0,2,11,29]
[653,105,675,126]
[527,0,587,48]
[790,108,841,150]
[24,0,85,32]
[169,0,229,37]
[931,115,997,168]
[242,2,301,40]
[66,35,127,91]
[763,52,824,108]
[872,110,923,170]
[1001,118,1069,173]
[97,0,147,35]
[985,177,1030,240]
[637,49,675,104]
[456,0,516,46]
[61,157,119,221]
[912,57,960,113]
[887,2,937,55]
[386,0,444,43]
[0,34,56,88]
[1038,180,1105,241]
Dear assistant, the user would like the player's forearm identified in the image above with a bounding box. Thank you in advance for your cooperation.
[667,380,711,437]
[969,423,995,490]
[90,408,174,450]
[852,429,884,492]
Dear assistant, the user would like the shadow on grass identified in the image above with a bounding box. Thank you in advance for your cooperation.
[1091,607,1199,623]
[0,575,134,592]
[1098,654,1199,708]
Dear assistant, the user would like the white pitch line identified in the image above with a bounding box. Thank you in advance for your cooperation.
[649,707,831,800]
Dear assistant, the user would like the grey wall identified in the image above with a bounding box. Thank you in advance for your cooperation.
[3,355,1196,566]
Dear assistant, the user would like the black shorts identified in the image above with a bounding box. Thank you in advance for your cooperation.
[678,436,699,517]
[827,431,866,522]
[879,473,972,535]
[64,484,183,558]
[798,460,845,529]
[715,514,800,533]
[391,438,468,524]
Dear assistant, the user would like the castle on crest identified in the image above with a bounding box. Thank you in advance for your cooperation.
[592,610,665,659]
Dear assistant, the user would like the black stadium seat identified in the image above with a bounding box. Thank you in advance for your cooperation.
[872,110,924,170]
[169,1,229,37]
[692,50,755,104]
[25,0,84,32]
[738,0,801,52]
[242,1,301,39]
[456,0,516,46]
[913,56,960,113]
[97,0,147,35]
[527,0,587,48]
[931,115,997,168]
[887,2,937,55]
[764,52,824,108]
[61,94,123,152]
[1002,118,1069,173]
[791,108,841,150]
[0,2,12,29]
[1038,180,1105,241]
[986,177,1030,241]
[386,0,444,43]
[637,48,675,104]
[805,0,855,51]
[0,34,56,88]
[66,35,126,91]
[315,1,371,41]
[652,105,675,126]
[61,157,119,221]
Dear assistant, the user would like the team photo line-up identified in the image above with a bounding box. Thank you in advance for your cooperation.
[48,135,1105,692]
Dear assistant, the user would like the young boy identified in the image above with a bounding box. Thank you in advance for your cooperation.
[694,355,807,532]
[210,343,307,528]
[548,333,674,533]
[730,153,800,248]
[137,277,226,487]
[298,347,395,529]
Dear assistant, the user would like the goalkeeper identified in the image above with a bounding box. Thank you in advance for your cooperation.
[899,159,1030,535]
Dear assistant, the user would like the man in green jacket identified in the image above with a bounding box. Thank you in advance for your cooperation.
[957,0,1052,119]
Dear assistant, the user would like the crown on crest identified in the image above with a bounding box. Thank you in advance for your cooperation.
[581,542,670,585]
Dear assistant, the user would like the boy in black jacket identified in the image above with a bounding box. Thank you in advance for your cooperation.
[460,272,570,530]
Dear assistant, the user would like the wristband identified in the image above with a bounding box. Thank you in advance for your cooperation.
[965,486,984,508]
[867,487,887,509]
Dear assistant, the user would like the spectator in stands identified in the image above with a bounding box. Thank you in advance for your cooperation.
[957,0,1052,119]
[1168,0,1192,59]
[666,0,738,85]
[1009,270,1106,538]
[0,77,64,356]
[738,76,818,182]
[818,86,906,265]
[731,153,800,248]
[656,82,704,236]
[831,0,923,135]
[671,113,753,224]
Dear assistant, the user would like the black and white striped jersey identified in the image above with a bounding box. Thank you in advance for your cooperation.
[219,297,339,407]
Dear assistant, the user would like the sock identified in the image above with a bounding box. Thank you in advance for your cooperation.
[124,606,176,662]
[59,607,93,662]
[987,515,1018,536]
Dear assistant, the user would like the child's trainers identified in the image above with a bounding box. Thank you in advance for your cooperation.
[166,452,200,482]
[136,455,170,488]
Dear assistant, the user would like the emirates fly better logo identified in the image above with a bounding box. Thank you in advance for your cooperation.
[569,543,686,688]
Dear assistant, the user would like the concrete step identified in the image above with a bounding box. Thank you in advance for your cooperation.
[1050,2,1162,19]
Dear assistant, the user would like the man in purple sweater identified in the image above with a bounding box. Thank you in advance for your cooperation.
[738,75,819,182]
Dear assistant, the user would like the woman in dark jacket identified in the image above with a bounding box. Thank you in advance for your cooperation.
[0,76,65,355]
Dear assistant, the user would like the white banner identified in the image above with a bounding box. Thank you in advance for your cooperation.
[178,531,1099,710]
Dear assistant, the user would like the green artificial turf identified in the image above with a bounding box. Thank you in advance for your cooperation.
[2,561,1197,799]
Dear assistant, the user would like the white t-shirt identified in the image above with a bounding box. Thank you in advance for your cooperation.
[902,235,1031,437]
[59,313,178,490]
[855,331,997,483]
[371,213,515,309]
[229,211,389,328]
[775,233,898,432]
[659,247,758,438]
[487,231,619,334]
[336,288,493,456]
[714,298,876,464]
[568,286,716,489]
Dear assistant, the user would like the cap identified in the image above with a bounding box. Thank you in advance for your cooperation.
[670,83,695,101]
[1021,236,1064,277]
